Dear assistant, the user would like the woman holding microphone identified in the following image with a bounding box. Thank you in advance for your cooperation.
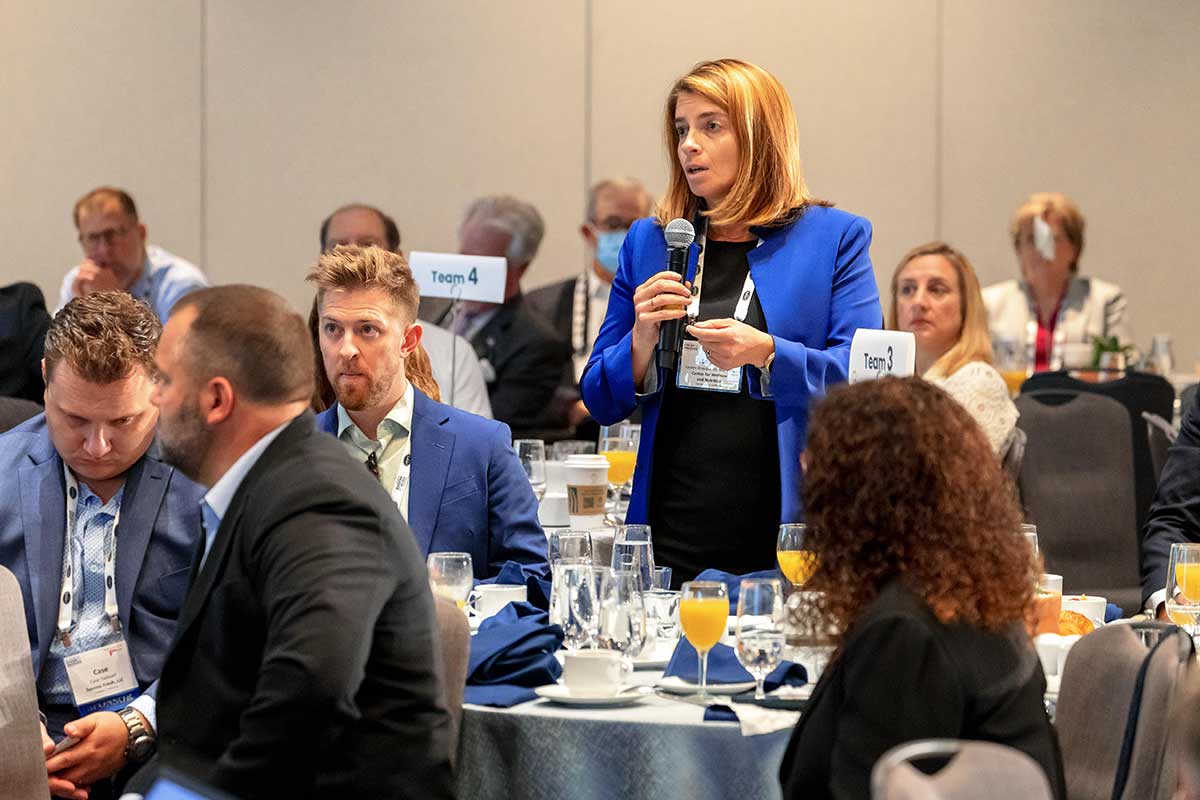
[581,59,882,584]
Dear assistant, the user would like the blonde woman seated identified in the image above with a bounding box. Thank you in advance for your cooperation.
[889,241,1017,454]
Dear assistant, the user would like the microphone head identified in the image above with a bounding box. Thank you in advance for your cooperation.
[664,218,696,249]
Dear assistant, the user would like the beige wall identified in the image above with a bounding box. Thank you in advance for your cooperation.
[3,0,1197,363]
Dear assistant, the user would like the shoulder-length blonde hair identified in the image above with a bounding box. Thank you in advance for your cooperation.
[887,241,993,379]
[655,59,813,230]
[1009,191,1086,272]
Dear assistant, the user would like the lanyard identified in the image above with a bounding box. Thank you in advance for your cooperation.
[59,465,121,645]
[684,226,760,323]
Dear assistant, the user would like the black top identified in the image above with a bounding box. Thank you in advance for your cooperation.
[649,239,781,586]
[780,580,1066,800]
[0,282,50,402]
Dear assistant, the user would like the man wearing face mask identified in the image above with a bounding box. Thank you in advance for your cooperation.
[527,178,653,429]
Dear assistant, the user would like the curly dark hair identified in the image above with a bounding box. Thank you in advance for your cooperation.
[803,377,1035,638]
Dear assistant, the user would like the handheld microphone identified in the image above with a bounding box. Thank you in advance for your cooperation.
[657,218,696,371]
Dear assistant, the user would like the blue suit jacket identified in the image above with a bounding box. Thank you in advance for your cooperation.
[0,414,204,702]
[316,389,549,580]
[581,206,883,524]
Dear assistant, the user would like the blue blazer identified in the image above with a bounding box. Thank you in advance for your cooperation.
[0,414,205,702]
[316,389,549,581]
[581,206,883,524]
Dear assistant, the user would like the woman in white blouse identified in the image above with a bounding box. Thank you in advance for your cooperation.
[889,241,1018,454]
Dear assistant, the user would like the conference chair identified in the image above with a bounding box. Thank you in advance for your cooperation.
[1016,390,1142,613]
[870,740,1054,800]
[1142,412,1177,484]
[433,596,470,766]
[0,397,41,433]
[1055,622,1193,800]
[0,565,50,800]
[1021,370,1174,537]
[1182,383,1198,420]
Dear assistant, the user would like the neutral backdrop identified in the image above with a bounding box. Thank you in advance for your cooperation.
[4,1,1197,364]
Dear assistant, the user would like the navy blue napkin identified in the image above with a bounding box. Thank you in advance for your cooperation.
[463,602,563,707]
[694,568,782,612]
[1105,603,1123,623]
[703,704,740,723]
[663,637,806,691]
[479,560,553,611]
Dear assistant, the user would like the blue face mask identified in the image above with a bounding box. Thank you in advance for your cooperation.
[594,229,627,274]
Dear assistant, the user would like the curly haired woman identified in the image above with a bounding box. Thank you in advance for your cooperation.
[779,377,1064,800]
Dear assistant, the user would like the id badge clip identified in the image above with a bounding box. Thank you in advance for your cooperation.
[64,638,140,715]
[676,340,742,393]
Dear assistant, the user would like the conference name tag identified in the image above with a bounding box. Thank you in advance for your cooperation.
[677,340,742,393]
[848,329,916,384]
[64,639,139,715]
[409,251,507,304]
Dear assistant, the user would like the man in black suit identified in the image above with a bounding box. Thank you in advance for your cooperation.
[525,178,652,431]
[142,285,453,798]
[0,282,51,402]
[1141,399,1200,617]
[421,195,569,438]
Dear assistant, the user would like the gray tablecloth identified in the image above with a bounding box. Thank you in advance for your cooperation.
[456,670,791,800]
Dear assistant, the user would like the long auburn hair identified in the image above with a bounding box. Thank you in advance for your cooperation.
[887,241,994,380]
[802,378,1035,640]
[655,59,814,230]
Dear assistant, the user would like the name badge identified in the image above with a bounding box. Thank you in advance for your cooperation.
[64,639,139,715]
[677,340,742,393]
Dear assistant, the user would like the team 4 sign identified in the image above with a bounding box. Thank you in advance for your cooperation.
[409,251,507,304]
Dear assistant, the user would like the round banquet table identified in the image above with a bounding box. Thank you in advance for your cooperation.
[455,668,792,800]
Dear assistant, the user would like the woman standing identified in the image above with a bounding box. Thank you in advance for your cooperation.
[580,59,881,584]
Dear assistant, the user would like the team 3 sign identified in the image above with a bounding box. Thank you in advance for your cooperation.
[409,251,507,304]
[848,329,916,383]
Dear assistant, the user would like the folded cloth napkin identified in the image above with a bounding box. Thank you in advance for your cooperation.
[703,702,802,736]
[479,560,553,611]
[1105,603,1123,623]
[464,602,563,707]
[694,568,782,612]
[663,638,806,690]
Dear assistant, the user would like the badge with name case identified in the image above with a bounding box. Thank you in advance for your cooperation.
[676,340,742,393]
[64,639,139,715]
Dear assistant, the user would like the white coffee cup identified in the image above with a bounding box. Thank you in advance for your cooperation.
[468,584,527,620]
[1034,633,1061,676]
[563,455,610,528]
[561,649,629,694]
[1063,594,1107,627]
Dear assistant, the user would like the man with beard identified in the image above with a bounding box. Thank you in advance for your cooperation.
[141,285,452,798]
[0,292,203,800]
[310,245,548,580]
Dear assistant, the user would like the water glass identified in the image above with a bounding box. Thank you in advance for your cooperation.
[515,439,547,501]
[427,552,473,609]
[618,422,642,451]
[550,563,600,652]
[1020,523,1038,556]
[785,590,835,682]
[735,578,785,700]
[597,569,648,662]
[645,589,681,640]
[548,530,593,566]
[777,523,817,591]
[611,540,655,593]
[652,566,673,591]
[551,440,596,460]
[680,580,728,701]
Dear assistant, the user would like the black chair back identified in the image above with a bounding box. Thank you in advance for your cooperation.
[1016,389,1141,613]
[0,397,41,434]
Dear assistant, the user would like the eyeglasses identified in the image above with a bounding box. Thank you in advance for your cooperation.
[79,225,132,250]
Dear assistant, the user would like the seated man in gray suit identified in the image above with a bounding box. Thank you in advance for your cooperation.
[0,292,204,800]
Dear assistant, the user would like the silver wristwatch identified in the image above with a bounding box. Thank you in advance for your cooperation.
[119,706,156,764]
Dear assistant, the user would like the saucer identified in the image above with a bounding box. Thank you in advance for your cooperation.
[655,676,757,695]
[534,684,646,707]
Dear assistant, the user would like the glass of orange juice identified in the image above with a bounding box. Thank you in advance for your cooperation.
[777,524,818,591]
[1167,544,1200,639]
[993,336,1029,398]
[598,436,637,523]
[680,580,728,700]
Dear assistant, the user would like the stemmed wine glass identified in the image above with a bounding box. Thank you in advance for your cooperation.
[777,524,817,592]
[1166,543,1200,642]
[598,435,637,523]
[514,439,547,501]
[680,580,728,701]
[735,578,785,700]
